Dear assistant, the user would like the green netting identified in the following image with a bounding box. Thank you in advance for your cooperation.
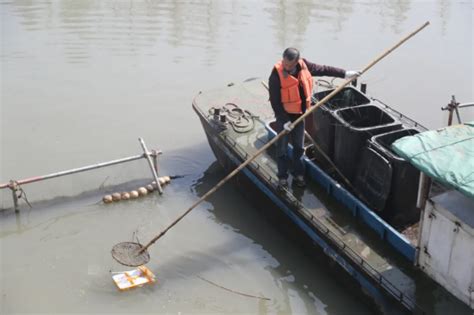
[391,122,474,199]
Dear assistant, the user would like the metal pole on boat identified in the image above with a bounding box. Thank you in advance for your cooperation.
[448,96,457,126]
[112,21,431,266]
[442,96,473,126]
[458,102,474,109]
[416,173,432,210]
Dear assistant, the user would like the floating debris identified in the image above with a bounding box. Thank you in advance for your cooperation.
[111,265,156,291]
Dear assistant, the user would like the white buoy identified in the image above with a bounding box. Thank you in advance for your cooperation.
[130,190,139,199]
[112,193,122,202]
[146,184,154,192]
[103,195,113,204]
[121,192,130,200]
[138,187,148,196]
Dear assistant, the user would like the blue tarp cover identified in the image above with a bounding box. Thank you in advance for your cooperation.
[392,122,474,199]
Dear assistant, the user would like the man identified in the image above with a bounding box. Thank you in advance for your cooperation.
[269,47,360,189]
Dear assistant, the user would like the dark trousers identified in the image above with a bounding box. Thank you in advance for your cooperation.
[275,118,305,179]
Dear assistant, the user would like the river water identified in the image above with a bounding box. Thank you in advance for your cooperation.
[1,1,472,314]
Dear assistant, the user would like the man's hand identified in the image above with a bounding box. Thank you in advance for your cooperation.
[345,70,362,79]
[283,121,293,132]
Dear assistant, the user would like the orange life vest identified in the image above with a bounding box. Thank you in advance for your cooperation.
[274,59,314,114]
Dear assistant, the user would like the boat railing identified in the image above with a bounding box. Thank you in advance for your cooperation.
[220,130,424,313]
[370,97,429,131]
[314,80,429,131]
[441,95,474,126]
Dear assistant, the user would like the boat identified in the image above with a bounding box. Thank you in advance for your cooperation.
[192,77,473,314]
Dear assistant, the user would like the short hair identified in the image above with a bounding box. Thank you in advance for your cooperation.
[282,47,300,61]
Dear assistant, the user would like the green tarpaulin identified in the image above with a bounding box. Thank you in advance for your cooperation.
[392,122,474,199]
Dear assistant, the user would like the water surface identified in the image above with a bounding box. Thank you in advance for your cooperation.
[1,1,472,314]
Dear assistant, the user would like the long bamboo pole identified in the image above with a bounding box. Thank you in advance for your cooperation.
[136,21,430,254]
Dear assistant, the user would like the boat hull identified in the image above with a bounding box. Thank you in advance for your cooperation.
[194,109,413,314]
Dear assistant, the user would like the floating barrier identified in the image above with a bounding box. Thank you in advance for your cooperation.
[0,138,162,213]
[102,176,172,204]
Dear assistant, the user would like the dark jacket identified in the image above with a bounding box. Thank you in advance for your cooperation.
[268,58,345,122]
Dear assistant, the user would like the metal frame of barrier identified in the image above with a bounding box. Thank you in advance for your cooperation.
[0,139,162,212]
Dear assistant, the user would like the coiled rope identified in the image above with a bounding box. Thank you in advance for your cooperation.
[209,103,258,133]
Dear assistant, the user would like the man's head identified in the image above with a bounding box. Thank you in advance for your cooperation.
[282,47,300,72]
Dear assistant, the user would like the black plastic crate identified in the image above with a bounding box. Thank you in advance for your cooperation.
[333,105,402,181]
[368,128,421,227]
[311,87,371,162]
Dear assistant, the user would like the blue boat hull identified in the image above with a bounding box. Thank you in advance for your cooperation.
[196,113,413,314]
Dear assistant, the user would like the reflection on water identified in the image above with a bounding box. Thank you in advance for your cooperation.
[4,0,237,64]
[192,161,370,314]
[265,0,356,45]
[1,0,472,313]
[3,0,457,63]
[362,0,412,34]
[437,0,451,35]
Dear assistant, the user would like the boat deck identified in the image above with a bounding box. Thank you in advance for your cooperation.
[225,116,417,303]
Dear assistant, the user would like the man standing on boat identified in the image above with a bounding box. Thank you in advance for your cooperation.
[269,47,360,189]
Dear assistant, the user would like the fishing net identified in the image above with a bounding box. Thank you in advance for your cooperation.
[111,242,150,267]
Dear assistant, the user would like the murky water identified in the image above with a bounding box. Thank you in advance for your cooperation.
[1,1,472,314]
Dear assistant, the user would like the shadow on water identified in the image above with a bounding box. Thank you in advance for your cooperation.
[173,160,375,314]
[172,155,471,314]
[0,141,214,236]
